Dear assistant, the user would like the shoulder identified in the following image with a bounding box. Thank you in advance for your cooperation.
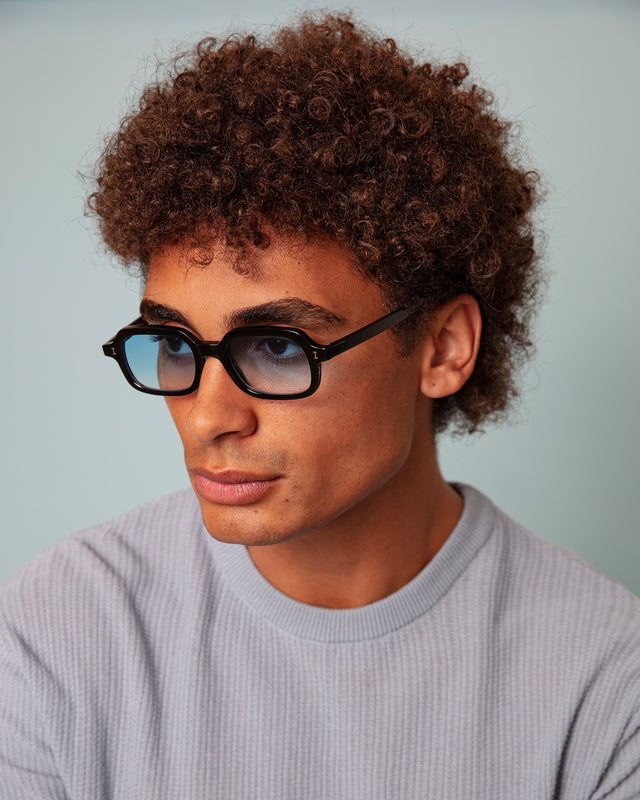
[456,487,640,794]
[490,489,639,626]
[460,484,640,701]
[460,484,640,624]
[0,489,218,731]
[0,489,206,640]
[4,488,200,574]
[0,489,213,794]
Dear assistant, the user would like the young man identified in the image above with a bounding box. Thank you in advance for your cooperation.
[1,13,639,798]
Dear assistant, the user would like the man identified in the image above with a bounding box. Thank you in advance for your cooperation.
[1,12,639,798]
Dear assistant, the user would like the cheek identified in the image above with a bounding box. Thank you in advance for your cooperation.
[290,365,419,490]
[343,395,415,476]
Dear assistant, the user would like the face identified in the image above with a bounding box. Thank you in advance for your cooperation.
[142,237,433,547]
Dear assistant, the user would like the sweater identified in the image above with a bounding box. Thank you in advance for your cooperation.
[1,485,639,798]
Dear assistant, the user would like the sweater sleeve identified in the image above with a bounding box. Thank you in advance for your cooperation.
[0,609,67,800]
[554,620,640,800]
[591,711,640,799]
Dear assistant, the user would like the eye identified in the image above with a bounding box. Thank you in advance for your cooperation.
[231,333,309,371]
[259,336,304,359]
[165,335,188,355]
[227,332,312,394]
[151,334,193,361]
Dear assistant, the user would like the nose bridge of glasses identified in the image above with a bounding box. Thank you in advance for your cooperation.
[198,341,225,361]
[195,341,240,394]
[196,341,241,388]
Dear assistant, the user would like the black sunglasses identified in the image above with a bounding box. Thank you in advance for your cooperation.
[103,306,415,400]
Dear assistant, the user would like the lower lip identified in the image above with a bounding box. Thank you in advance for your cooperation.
[193,473,280,505]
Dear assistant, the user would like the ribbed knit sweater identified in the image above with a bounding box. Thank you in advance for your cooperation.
[1,485,639,799]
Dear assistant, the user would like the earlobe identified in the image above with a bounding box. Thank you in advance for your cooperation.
[419,295,482,399]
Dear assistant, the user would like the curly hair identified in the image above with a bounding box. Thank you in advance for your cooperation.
[89,12,543,435]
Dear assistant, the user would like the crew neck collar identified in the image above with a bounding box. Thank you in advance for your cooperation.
[206,484,496,643]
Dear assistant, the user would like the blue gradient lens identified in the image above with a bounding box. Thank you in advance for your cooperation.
[123,333,197,392]
[228,334,312,394]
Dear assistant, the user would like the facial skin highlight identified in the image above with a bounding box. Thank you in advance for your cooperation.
[142,236,474,606]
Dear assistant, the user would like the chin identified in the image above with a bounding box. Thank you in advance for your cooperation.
[197,502,306,547]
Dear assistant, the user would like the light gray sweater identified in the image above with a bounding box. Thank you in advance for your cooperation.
[1,485,639,799]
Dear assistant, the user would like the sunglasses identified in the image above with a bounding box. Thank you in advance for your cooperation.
[103,306,415,400]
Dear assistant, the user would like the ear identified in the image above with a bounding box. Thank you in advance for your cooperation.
[418,295,482,399]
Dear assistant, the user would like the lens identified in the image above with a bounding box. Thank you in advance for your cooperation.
[228,333,312,395]
[123,332,196,392]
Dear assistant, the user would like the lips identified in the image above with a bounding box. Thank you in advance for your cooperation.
[191,468,281,506]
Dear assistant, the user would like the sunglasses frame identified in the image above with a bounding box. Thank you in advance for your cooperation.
[103,306,416,400]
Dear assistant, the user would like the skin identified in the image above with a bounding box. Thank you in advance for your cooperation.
[142,236,481,608]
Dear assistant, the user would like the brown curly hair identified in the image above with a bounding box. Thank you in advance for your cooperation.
[89,12,543,435]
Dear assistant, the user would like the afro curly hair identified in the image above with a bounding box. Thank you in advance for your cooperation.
[89,12,543,435]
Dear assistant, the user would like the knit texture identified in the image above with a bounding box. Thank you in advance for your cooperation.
[1,485,639,799]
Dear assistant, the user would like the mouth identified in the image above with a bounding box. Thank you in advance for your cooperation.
[191,468,281,506]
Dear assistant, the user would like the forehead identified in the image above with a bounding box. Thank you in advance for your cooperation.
[143,237,388,330]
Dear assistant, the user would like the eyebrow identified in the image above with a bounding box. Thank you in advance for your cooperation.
[139,300,191,327]
[225,298,347,330]
[139,297,347,333]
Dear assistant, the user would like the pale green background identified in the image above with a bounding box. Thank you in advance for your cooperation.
[1,0,639,594]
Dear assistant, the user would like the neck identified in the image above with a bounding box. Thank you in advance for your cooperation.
[247,436,461,609]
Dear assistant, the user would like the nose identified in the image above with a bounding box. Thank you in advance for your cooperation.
[184,357,258,443]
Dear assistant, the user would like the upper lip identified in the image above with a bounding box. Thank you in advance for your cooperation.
[192,468,280,484]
